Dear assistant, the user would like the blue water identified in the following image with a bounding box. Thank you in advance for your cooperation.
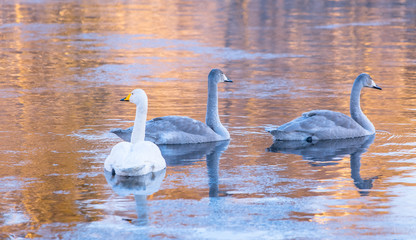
[1,0,416,239]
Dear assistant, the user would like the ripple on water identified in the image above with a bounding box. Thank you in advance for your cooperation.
[2,210,30,226]
[315,19,404,29]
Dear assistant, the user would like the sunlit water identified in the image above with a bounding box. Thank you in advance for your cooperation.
[1,0,416,239]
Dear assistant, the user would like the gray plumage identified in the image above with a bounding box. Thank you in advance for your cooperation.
[268,73,382,141]
[144,116,226,144]
[111,69,232,144]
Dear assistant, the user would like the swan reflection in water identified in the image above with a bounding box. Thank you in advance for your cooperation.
[104,140,229,225]
[268,135,378,195]
[159,140,230,197]
[158,140,228,167]
[104,169,166,225]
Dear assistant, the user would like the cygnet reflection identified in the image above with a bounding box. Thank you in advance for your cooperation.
[161,140,229,197]
[205,140,229,197]
[268,135,377,195]
[158,141,220,166]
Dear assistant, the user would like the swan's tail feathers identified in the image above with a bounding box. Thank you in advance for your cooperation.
[110,128,121,133]
[110,127,133,142]
[110,128,124,135]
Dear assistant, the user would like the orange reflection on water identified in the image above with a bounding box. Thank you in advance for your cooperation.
[0,0,415,238]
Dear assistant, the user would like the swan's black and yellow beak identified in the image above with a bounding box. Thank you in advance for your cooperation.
[223,74,232,83]
[120,93,131,101]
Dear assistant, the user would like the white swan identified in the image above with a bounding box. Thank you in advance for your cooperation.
[268,73,382,141]
[110,69,232,144]
[104,89,166,176]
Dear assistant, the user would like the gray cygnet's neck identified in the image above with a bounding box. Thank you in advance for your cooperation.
[205,80,230,139]
[350,80,375,133]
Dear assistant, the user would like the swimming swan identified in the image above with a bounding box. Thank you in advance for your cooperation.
[111,69,232,144]
[104,89,166,176]
[268,73,382,141]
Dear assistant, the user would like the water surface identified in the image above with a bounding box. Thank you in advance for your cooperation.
[1,0,416,239]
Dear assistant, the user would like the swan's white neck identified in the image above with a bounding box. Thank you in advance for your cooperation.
[350,80,375,133]
[131,105,147,144]
[205,80,230,139]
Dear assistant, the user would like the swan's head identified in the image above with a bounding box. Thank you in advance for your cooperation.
[358,73,382,90]
[208,69,232,84]
[120,89,148,108]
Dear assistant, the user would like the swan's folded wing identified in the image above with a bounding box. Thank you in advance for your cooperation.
[146,116,213,134]
[145,116,217,144]
[274,110,367,140]
[305,110,367,131]
[115,141,166,176]
[104,142,131,172]
[280,110,355,130]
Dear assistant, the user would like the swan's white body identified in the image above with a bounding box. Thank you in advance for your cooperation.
[111,69,232,144]
[105,89,166,176]
[268,73,382,141]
